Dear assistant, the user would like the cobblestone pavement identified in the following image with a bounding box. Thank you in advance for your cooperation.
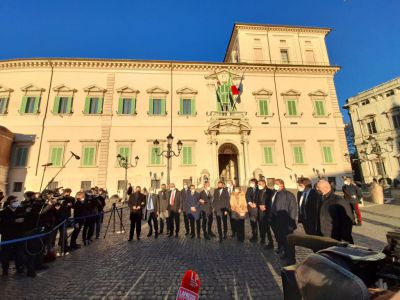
[0,200,399,299]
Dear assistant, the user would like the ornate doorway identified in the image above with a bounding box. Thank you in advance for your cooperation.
[218,143,239,185]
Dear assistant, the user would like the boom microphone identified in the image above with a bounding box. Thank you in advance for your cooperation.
[41,163,53,167]
[287,233,347,252]
[70,151,80,160]
[176,270,201,300]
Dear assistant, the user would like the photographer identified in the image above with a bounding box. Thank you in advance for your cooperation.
[93,188,106,239]
[70,192,86,249]
[82,189,97,245]
[0,196,34,277]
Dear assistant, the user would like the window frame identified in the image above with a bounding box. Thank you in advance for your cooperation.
[11,144,30,168]
[0,97,9,114]
[149,145,162,166]
[280,49,290,64]
[320,144,335,164]
[291,144,306,165]
[181,145,195,166]
[48,145,65,167]
[81,143,98,167]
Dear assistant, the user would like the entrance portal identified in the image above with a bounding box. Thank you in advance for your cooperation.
[218,143,239,186]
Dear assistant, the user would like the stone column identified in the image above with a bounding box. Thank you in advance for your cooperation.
[241,133,251,184]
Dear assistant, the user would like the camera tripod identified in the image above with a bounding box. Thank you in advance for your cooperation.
[103,203,125,239]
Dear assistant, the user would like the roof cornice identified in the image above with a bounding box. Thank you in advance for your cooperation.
[0,58,340,75]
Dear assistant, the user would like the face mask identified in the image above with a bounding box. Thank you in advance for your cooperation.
[234,189,240,193]
[258,185,264,190]
[183,185,188,189]
[191,190,195,195]
[274,184,280,191]
[250,183,255,188]
[226,184,232,188]
[11,202,20,208]
[206,187,211,191]
[344,181,350,186]
[298,186,305,192]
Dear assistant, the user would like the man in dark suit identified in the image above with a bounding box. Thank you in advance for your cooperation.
[213,181,231,242]
[199,182,213,240]
[157,184,169,235]
[297,177,321,236]
[245,178,259,242]
[128,186,145,241]
[256,179,274,248]
[167,183,181,237]
[145,187,158,238]
[186,184,201,238]
[316,180,355,244]
[180,183,191,235]
[270,179,298,265]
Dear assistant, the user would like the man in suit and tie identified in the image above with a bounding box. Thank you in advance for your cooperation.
[297,177,320,236]
[257,179,274,249]
[181,183,191,235]
[128,186,146,241]
[213,181,231,242]
[185,184,201,239]
[199,182,213,240]
[245,178,259,242]
[157,184,169,235]
[167,183,181,237]
[145,187,159,238]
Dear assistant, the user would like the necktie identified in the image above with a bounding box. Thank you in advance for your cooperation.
[170,190,175,206]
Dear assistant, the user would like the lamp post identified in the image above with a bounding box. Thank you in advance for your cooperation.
[117,154,139,202]
[153,133,183,185]
[359,135,394,183]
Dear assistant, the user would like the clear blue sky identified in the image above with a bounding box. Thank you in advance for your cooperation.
[1,0,399,121]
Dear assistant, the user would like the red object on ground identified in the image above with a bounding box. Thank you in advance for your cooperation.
[176,270,201,300]
[355,202,362,225]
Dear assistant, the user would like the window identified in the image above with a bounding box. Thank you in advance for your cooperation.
[375,161,386,176]
[49,146,64,167]
[149,98,166,115]
[82,146,96,167]
[253,47,263,63]
[361,99,370,106]
[392,114,400,129]
[280,49,289,63]
[263,146,273,164]
[287,100,298,116]
[118,98,136,115]
[180,98,196,115]
[258,99,269,116]
[84,97,103,114]
[313,100,326,116]
[53,96,72,114]
[182,146,193,165]
[12,146,29,167]
[150,146,161,165]
[305,50,315,64]
[322,145,334,164]
[81,181,91,191]
[366,120,377,134]
[386,90,395,97]
[293,146,304,164]
[117,145,131,165]
[13,182,23,193]
[20,96,40,113]
[0,97,9,114]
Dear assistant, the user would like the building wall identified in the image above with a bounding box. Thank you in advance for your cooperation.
[345,77,400,182]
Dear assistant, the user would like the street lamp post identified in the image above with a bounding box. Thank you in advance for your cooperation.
[359,135,394,183]
[117,154,139,202]
[153,133,183,185]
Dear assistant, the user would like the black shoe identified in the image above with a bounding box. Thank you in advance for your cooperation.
[155,233,159,239]
[27,271,36,277]
[250,236,258,242]
[175,233,179,238]
[265,243,274,249]
[71,244,81,250]
[137,237,141,241]
[128,238,133,242]
[147,232,152,237]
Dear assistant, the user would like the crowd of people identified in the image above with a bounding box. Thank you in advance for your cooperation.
[0,187,107,277]
[0,175,364,277]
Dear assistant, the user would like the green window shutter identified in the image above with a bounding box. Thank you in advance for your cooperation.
[50,147,63,166]
[151,147,160,165]
[179,98,184,114]
[149,98,153,115]
[66,97,73,113]
[191,98,196,115]
[118,98,123,114]
[33,96,40,113]
[259,100,268,116]
[83,147,95,166]
[316,101,325,116]
[182,146,192,165]
[132,98,137,114]
[263,147,273,164]
[161,99,166,115]
[294,146,304,164]
[288,100,297,116]
[84,97,90,114]
[187,147,192,164]
[53,96,61,113]
[97,98,103,114]
[323,146,333,163]
[20,96,28,113]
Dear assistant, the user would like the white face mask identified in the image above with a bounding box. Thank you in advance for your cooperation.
[274,184,280,191]
[11,201,20,208]
[298,186,305,192]
[206,187,211,191]
[344,181,350,186]
[234,189,240,193]
[191,190,195,195]
[226,183,232,188]
[250,183,255,188]
[184,185,188,189]
[258,185,264,190]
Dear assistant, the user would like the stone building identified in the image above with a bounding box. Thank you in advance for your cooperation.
[0,23,351,197]
[344,77,400,183]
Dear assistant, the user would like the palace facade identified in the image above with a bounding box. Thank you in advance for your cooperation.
[0,23,351,197]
